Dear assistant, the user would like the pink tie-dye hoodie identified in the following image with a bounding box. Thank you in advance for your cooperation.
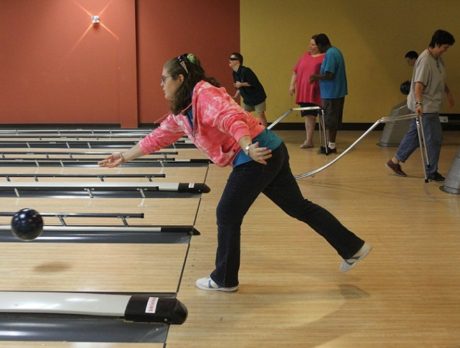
[139,81,265,167]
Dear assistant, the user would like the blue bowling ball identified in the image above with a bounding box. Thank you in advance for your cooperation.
[11,208,44,241]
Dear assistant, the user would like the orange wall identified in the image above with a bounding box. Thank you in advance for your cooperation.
[0,0,138,127]
[137,0,239,124]
[0,0,239,127]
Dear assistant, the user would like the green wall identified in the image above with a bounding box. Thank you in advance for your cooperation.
[241,0,460,123]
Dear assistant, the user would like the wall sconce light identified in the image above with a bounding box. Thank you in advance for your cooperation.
[91,15,100,25]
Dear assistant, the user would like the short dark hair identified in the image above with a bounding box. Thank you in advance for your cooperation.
[429,29,455,48]
[404,50,418,59]
[312,33,331,53]
[230,52,243,65]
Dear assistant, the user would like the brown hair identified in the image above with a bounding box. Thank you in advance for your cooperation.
[164,54,220,114]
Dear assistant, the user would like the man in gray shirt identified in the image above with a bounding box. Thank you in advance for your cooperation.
[386,29,455,182]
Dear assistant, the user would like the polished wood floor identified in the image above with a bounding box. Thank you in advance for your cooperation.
[168,130,460,348]
[0,130,459,347]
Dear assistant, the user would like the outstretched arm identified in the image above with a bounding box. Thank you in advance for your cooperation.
[99,113,185,168]
[98,143,145,168]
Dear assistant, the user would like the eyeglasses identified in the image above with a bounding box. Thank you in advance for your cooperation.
[160,75,171,83]
[229,57,239,61]
[177,54,189,74]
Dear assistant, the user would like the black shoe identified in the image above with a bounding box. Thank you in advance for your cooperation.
[319,146,337,155]
[385,160,407,177]
[428,172,445,182]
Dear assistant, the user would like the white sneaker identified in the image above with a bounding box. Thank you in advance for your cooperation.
[340,243,372,272]
[195,277,239,292]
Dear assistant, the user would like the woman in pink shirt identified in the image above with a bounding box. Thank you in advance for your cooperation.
[289,36,325,148]
[99,54,371,292]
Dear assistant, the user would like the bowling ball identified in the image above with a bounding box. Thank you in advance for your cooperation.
[400,80,411,95]
[11,208,44,241]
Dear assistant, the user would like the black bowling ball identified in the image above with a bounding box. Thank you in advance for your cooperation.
[11,208,44,241]
[400,80,411,95]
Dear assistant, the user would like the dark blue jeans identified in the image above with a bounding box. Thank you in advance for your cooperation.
[395,113,442,176]
[210,143,364,287]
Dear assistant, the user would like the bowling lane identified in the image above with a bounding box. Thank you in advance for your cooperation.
[0,243,186,293]
[0,164,207,226]
[0,342,163,348]
[0,138,204,346]
[0,147,208,159]
[0,197,201,226]
[0,166,208,184]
